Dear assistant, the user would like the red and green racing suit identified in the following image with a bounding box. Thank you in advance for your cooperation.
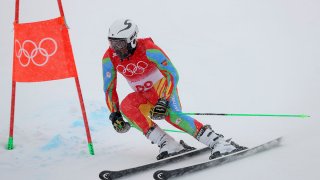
[102,38,203,136]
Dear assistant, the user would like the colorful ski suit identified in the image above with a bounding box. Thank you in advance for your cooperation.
[102,38,203,137]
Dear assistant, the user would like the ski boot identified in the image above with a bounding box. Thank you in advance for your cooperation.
[196,125,247,160]
[146,125,195,160]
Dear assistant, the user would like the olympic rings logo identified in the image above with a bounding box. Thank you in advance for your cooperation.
[116,61,148,77]
[15,38,58,67]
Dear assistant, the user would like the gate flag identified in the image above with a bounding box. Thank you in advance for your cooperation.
[8,0,94,155]
[13,17,77,82]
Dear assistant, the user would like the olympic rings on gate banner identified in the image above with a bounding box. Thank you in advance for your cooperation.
[15,37,58,67]
[116,61,148,76]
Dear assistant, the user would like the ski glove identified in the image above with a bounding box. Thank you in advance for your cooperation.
[150,98,169,120]
[109,111,131,133]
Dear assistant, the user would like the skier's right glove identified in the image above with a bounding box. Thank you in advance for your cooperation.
[109,111,131,133]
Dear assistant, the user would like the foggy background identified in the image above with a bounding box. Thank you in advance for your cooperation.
[0,0,319,179]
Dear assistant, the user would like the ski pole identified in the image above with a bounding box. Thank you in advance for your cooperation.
[170,112,310,118]
[161,112,310,133]
[129,124,186,133]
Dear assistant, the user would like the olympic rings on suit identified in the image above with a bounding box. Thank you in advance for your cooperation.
[116,61,148,76]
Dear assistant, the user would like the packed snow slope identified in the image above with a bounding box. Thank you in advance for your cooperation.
[0,0,319,180]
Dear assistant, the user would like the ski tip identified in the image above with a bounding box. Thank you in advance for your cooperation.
[274,136,283,142]
[153,170,169,180]
[276,137,284,144]
[99,171,113,180]
[265,137,283,149]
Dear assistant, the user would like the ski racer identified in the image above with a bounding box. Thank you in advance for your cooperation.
[102,19,246,160]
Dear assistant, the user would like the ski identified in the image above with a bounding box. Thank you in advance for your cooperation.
[153,137,282,180]
[99,146,211,180]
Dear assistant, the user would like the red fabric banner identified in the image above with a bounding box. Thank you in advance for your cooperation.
[13,17,77,82]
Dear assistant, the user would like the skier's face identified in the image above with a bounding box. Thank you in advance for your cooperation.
[109,38,129,59]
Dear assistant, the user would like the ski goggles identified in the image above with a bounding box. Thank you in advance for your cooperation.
[109,38,127,51]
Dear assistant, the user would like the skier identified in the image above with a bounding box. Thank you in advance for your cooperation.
[102,19,246,160]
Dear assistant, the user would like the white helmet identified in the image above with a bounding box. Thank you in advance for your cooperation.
[108,19,139,59]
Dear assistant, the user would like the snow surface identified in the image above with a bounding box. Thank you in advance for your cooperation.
[0,0,319,179]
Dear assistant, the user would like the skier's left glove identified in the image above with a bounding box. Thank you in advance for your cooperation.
[150,98,169,120]
[109,111,131,133]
